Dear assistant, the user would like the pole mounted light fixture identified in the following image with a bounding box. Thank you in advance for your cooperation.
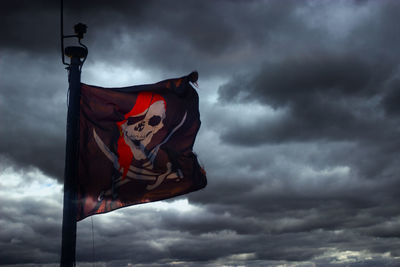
[61,0,88,65]
[61,22,88,65]
[73,23,87,39]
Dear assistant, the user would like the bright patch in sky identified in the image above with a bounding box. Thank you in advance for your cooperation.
[84,62,161,87]
[136,198,202,213]
[0,165,62,201]
[316,249,395,265]
[92,198,202,224]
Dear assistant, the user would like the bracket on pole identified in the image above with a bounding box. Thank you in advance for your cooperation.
[65,46,88,59]
[61,19,88,65]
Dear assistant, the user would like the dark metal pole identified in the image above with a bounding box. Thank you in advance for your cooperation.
[60,47,87,267]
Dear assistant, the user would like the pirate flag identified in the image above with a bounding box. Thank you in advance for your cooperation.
[77,71,207,221]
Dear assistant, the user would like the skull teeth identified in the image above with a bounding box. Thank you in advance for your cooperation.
[130,131,152,142]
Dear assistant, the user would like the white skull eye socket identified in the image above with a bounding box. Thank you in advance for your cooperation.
[127,115,145,126]
[148,115,161,126]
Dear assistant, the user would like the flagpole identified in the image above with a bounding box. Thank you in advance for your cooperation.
[60,46,87,267]
[60,1,88,263]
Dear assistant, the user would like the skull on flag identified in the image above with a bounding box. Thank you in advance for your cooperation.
[119,93,167,162]
[93,91,187,196]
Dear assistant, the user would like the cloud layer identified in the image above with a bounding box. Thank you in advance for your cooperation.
[1,0,400,266]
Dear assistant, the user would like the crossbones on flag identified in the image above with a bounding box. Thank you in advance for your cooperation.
[77,71,207,221]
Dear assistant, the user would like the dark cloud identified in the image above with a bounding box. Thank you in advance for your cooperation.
[382,77,400,116]
[0,1,59,54]
[217,3,400,145]
[0,0,307,77]
[0,168,62,265]
[0,53,67,180]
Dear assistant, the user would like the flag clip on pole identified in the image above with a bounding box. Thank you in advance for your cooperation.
[60,24,88,267]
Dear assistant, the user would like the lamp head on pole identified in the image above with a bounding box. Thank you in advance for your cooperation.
[74,23,87,40]
[61,21,89,65]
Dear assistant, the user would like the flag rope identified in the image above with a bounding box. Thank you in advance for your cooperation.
[91,216,95,267]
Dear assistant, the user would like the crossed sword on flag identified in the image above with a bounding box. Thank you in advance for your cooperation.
[93,112,187,201]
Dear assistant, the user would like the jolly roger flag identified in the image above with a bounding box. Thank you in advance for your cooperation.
[77,71,207,221]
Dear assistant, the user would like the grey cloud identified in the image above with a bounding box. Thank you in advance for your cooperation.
[218,52,398,145]
[382,77,400,116]
[1,0,400,266]
[2,168,400,266]
[0,53,67,180]
[215,1,400,146]
[0,1,59,54]
[219,54,377,106]
[0,199,62,264]
[1,0,307,77]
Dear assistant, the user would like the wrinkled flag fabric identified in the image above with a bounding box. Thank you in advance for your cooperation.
[77,72,206,221]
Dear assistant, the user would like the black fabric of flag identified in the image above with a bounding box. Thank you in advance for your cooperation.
[77,72,206,221]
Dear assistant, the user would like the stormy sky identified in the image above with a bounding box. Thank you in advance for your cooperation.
[1,0,400,266]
